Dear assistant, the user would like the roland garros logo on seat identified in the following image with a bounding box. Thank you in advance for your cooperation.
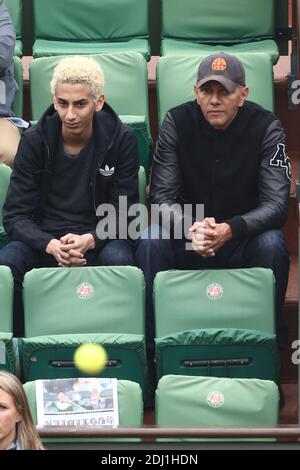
[206,283,223,300]
[211,57,227,71]
[207,390,224,408]
[77,282,94,300]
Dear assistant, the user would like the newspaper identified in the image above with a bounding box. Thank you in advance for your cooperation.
[36,377,119,427]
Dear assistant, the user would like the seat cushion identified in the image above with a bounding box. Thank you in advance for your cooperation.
[0,333,16,374]
[21,333,147,396]
[14,40,23,58]
[161,39,279,65]
[33,39,150,61]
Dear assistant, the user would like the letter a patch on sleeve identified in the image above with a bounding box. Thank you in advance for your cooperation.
[269,143,291,180]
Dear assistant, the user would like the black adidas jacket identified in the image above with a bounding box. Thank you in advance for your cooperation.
[3,102,139,251]
[151,100,291,240]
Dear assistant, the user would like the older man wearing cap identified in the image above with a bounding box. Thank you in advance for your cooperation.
[135,52,291,393]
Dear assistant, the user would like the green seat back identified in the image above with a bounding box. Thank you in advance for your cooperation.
[161,0,278,63]
[29,53,152,172]
[154,268,275,336]
[13,56,23,117]
[24,379,143,446]
[32,0,150,60]
[162,0,275,43]
[120,116,152,177]
[5,0,23,57]
[0,266,13,332]
[161,40,279,66]
[0,266,15,373]
[29,53,150,134]
[157,53,274,127]
[22,267,147,394]
[24,266,145,336]
[0,333,15,373]
[0,163,12,228]
[154,268,278,382]
[0,163,12,247]
[138,166,147,207]
[156,375,279,436]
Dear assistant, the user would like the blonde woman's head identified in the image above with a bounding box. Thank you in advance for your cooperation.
[0,371,44,450]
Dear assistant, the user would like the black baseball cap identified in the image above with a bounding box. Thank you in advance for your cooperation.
[196,52,246,92]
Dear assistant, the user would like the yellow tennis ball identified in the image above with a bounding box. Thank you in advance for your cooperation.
[74,343,107,375]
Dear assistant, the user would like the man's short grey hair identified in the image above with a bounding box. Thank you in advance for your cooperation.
[50,56,105,101]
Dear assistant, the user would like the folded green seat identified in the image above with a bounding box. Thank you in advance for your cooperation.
[0,332,15,373]
[5,0,23,57]
[32,0,150,60]
[0,163,12,248]
[161,0,279,64]
[120,116,152,180]
[0,266,16,373]
[154,268,279,383]
[20,266,147,397]
[24,379,143,447]
[156,375,279,442]
[13,56,23,118]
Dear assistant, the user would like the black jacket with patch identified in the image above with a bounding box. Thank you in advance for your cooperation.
[151,100,291,239]
[3,102,139,251]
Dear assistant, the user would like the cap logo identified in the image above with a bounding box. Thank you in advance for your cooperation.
[206,283,223,300]
[77,282,94,300]
[211,58,227,71]
[207,391,224,408]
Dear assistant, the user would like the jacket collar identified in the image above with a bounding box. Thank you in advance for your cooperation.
[36,101,122,168]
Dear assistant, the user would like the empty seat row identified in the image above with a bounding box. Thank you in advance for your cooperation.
[0,264,279,399]
[22,375,279,448]
[6,0,285,63]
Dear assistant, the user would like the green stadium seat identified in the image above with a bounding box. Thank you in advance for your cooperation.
[5,0,23,57]
[138,166,147,207]
[0,266,16,373]
[21,266,147,397]
[29,53,152,177]
[120,116,152,179]
[156,375,279,441]
[0,163,12,249]
[161,0,279,64]
[157,53,274,127]
[154,268,279,383]
[32,0,150,60]
[24,379,143,447]
[13,55,23,117]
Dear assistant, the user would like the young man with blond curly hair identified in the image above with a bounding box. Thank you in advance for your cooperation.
[0,56,139,335]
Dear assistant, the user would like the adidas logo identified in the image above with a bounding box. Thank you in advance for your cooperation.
[100,165,115,176]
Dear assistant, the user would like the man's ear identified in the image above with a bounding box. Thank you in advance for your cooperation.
[95,95,105,112]
[238,86,249,107]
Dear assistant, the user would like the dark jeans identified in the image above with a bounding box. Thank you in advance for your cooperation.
[0,239,135,336]
[135,226,290,355]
